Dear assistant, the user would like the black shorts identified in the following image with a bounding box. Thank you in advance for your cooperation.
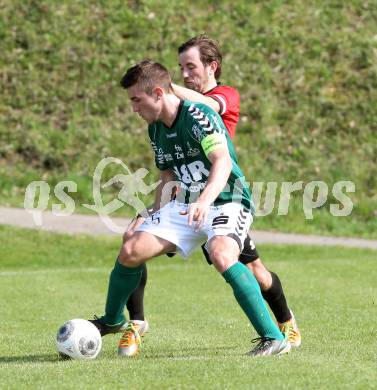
[201,233,259,265]
[166,234,259,264]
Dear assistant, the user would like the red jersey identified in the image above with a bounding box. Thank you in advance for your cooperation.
[204,85,240,139]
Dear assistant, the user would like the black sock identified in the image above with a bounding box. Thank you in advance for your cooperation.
[126,263,147,321]
[261,272,291,323]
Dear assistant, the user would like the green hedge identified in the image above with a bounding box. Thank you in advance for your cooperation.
[1,0,376,237]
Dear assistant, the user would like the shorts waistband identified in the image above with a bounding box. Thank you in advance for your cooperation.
[171,200,250,212]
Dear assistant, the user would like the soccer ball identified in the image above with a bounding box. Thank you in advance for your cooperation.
[56,319,102,360]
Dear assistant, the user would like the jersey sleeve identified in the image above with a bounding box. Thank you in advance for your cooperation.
[208,94,227,115]
[187,104,228,156]
[206,86,239,115]
[205,86,240,139]
[187,104,225,140]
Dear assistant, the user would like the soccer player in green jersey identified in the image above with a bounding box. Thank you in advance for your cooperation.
[91,60,290,357]
[123,35,301,354]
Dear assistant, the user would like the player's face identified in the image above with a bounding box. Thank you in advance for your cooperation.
[127,84,161,124]
[179,46,212,93]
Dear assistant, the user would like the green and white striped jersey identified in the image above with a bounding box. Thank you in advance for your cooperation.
[148,100,254,212]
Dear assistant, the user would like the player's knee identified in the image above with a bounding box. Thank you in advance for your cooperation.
[122,229,135,243]
[118,241,143,267]
[246,260,272,291]
[210,249,236,273]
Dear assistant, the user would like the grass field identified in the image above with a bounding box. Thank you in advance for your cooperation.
[0,225,376,389]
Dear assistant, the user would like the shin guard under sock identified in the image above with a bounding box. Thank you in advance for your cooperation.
[103,259,144,325]
[223,263,283,340]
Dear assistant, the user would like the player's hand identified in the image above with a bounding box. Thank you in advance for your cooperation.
[123,215,145,241]
[180,201,210,231]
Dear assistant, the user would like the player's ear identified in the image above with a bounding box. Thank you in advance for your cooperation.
[153,87,164,101]
[208,61,218,76]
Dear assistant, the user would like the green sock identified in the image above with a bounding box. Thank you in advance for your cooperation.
[222,262,283,340]
[103,259,144,325]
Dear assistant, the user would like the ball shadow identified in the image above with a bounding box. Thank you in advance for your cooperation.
[0,353,61,364]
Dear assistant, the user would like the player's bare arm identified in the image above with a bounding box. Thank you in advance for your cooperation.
[125,169,176,238]
[186,144,232,229]
[172,83,220,113]
[151,168,176,213]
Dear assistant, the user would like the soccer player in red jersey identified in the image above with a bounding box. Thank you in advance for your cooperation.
[114,36,301,355]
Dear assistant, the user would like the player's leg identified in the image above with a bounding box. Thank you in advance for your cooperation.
[118,264,149,358]
[121,216,149,334]
[126,263,147,321]
[202,236,290,319]
[240,235,289,319]
[125,264,149,329]
[126,190,180,325]
[207,236,282,337]
[118,200,204,357]
[240,235,301,347]
[205,204,290,356]
[106,231,175,323]
[90,231,175,335]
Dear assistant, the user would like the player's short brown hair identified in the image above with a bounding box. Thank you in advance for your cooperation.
[178,35,222,80]
[120,60,173,94]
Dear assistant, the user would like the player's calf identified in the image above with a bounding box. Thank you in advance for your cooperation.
[246,259,272,291]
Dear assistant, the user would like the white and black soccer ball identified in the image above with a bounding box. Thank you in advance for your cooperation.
[56,319,102,360]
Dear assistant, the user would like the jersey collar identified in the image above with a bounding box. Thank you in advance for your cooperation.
[166,99,184,129]
[204,82,221,95]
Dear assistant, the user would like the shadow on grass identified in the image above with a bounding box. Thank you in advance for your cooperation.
[134,345,240,360]
[0,353,60,364]
[1,346,243,364]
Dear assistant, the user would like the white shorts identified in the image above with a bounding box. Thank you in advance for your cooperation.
[136,201,253,258]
